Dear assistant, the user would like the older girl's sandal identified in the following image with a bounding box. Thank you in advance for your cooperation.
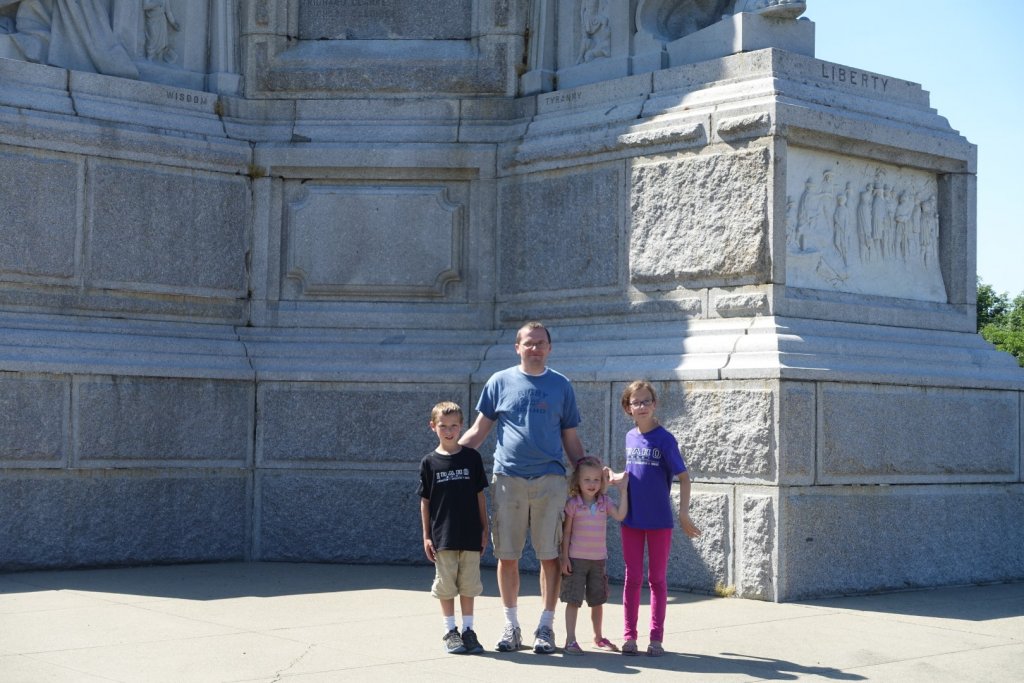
[647,641,665,657]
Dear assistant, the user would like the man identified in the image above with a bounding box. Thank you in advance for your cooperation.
[459,321,585,654]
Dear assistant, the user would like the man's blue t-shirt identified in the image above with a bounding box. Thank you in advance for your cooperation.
[476,366,581,478]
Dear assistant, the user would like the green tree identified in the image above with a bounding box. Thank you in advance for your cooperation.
[976,281,1009,328]
[978,280,1024,367]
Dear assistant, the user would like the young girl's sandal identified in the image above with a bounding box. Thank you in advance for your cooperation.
[594,637,619,652]
[564,641,584,655]
[647,641,665,657]
[621,639,639,656]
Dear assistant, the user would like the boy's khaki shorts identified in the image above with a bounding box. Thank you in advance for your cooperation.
[491,473,567,561]
[431,550,483,600]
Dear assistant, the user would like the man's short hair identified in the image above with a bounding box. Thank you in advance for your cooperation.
[515,321,551,344]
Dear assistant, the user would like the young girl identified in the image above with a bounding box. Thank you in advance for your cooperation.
[616,380,701,657]
[558,456,628,655]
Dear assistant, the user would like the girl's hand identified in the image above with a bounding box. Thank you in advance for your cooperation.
[678,513,701,539]
[560,556,573,576]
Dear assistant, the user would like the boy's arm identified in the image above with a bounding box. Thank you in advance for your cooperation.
[561,427,584,467]
[420,497,436,562]
[459,413,494,449]
[676,471,701,538]
[477,490,489,553]
[559,512,574,576]
[609,479,629,522]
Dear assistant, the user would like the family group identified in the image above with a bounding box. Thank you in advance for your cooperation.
[418,321,701,657]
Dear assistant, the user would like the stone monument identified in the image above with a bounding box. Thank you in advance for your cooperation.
[0,1,1021,601]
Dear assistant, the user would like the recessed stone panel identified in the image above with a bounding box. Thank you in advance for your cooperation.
[298,0,473,40]
[780,484,1024,600]
[0,473,248,570]
[257,382,467,465]
[630,148,769,284]
[0,375,69,466]
[75,377,253,465]
[87,162,249,296]
[282,183,466,299]
[785,147,946,302]
[499,166,620,294]
[258,471,423,563]
[819,383,1018,482]
[0,149,80,282]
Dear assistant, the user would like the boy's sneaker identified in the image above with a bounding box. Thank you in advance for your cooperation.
[533,625,556,654]
[496,623,523,652]
[443,628,466,654]
[461,627,484,654]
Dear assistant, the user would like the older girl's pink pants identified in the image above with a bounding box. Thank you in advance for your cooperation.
[621,525,673,643]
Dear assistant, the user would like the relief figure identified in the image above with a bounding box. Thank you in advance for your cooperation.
[894,191,914,261]
[832,186,850,267]
[0,0,139,79]
[144,0,179,63]
[856,183,873,262]
[871,180,888,258]
[577,0,610,64]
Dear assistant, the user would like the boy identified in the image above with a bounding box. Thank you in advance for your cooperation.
[418,401,490,654]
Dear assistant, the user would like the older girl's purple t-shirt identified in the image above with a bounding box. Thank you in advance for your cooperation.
[622,425,686,530]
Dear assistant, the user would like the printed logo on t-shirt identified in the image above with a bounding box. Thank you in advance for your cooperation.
[435,468,473,483]
[511,389,549,415]
[625,447,663,466]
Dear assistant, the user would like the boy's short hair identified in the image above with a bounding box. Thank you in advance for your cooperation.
[430,401,463,424]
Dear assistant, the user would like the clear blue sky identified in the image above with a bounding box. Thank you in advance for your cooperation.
[804,1,1024,297]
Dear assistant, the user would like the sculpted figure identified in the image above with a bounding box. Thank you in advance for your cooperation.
[637,0,807,42]
[144,0,179,63]
[577,0,610,64]
[856,183,873,261]
[0,0,139,79]
[894,190,914,261]
[832,186,850,267]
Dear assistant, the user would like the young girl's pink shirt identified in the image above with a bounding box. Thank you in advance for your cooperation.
[564,493,612,560]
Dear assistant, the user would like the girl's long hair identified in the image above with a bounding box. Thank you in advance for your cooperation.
[568,455,608,498]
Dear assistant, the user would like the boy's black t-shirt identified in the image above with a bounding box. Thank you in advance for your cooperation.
[417,447,488,552]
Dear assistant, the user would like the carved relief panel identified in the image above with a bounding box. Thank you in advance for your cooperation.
[785,147,946,303]
[0,0,239,93]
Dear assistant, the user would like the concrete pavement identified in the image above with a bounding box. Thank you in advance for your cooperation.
[1,562,1022,682]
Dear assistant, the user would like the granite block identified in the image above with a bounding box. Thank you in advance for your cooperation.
[650,381,776,481]
[257,382,468,466]
[819,383,1019,482]
[630,148,769,285]
[0,149,80,282]
[75,377,253,466]
[738,492,776,600]
[498,165,620,295]
[0,375,69,467]
[778,381,815,484]
[780,484,1024,600]
[86,162,249,297]
[257,471,425,563]
[0,472,248,571]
